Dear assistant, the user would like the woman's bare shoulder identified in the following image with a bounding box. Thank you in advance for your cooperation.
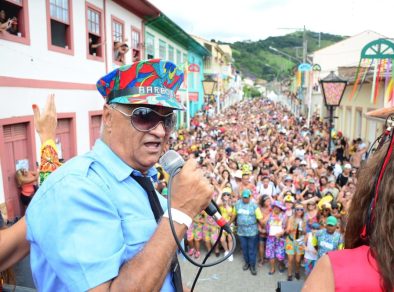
[302,255,335,292]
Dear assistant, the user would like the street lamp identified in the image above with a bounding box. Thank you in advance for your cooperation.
[319,71,347,155]
[202,77,217,122]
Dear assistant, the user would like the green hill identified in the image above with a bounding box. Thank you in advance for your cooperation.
[229,31,345,81]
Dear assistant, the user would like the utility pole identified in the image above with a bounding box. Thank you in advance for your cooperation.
[302,25,307,64]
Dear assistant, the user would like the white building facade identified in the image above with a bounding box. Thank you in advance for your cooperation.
[0,0,161,220]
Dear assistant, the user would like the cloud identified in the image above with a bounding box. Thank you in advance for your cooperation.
[149,0,394,42]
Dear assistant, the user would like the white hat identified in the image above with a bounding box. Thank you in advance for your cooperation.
[300,160,307,165]
[344,163,352,169]
[234,170,243,179]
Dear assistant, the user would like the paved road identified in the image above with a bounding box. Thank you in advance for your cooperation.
[179,246,305,292]
[14,245,305,292]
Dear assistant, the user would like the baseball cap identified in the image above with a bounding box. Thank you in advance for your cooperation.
[96,59,185,110]
[242,189,252,198]
[284,175,293,182]
[326,216,338,226]
[344,163,352,169]
[300,160,307,165]
[308,178,315,184]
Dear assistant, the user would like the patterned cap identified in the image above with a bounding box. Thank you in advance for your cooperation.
[96,59,185,110]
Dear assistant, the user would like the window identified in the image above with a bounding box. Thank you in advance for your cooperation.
[145,32,154,59]
[86,3,103,59]
[176,50,181,65]
[0,0,30,45]
[131,27,141,62]
[183,53,188,65]
[168,45,174,62]
[111,16,125,64]
[113,21,122,42]
[46,0,73,54]
[159,39,166,59]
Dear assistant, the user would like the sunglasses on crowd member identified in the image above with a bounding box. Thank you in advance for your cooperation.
[223,192,231,196]
[111,105,176,132]
[295,208,304,212]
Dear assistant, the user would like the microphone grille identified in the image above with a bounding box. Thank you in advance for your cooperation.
[159,150,184,176]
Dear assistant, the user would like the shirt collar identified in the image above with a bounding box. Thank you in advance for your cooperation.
[92,139,158,182]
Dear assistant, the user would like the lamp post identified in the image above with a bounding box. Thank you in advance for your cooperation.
[202,77,217,123]
[319,71,347,155]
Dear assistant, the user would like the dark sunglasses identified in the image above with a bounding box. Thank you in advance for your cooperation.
[295,208,304,211]
[223,193,231,196]
[111,105,176,132]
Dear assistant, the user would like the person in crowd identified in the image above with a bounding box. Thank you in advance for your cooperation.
[265,200,286,275]
[304,135,394,291]
[336,163,351,187]
[203,211,220,257]
[0,94,59,274]
[232,188,264,275]
[187,213,204,259]
[257,194,271,266]
[113,40,129,65]
[0,211,16,291]
[6,17,18,35]
[0,10,11,33]
[89,37,105,56]
[313,216,343,259]
[256,175,276,197]
[350,138,367,169]
[285,202,306,281]
[216,187,234,261]
[303,222,320,277]
[15,168,38,207]
[25,60,213,291]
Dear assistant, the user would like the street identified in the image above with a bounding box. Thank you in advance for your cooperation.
[13,248,304,292]
[179,245,304,292]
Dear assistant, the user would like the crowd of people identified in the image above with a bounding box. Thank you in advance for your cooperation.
[156,98,367,281]
[0,58,392,291]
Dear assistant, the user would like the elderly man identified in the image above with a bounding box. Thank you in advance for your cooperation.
[26,60,213,291]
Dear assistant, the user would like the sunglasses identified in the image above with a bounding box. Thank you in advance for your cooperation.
[295,208,304,211]
[111,105,176,132]
[223,193,231,196]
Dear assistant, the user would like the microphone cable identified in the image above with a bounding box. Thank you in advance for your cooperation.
[166,172,237,291]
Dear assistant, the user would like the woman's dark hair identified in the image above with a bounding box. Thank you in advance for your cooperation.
[345,143,394,291]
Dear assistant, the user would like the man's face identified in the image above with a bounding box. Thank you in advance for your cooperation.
[326,224,336,234]
[242,196,250,204]
[103,104,172,172]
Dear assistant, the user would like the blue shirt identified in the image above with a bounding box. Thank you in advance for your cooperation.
[234,200,261,236]
[26,139,174,292]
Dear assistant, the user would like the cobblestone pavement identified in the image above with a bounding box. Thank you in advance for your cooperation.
[179,247,305,292]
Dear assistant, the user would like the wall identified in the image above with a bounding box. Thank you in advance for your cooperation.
[335,82,384,145]
[144,27,188,65]
[0,0,105,84]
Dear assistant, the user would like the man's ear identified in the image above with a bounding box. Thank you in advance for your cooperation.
[102,104,112,130]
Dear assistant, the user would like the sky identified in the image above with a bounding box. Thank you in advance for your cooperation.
[149,0,393,43]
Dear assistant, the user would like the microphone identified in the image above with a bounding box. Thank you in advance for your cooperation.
[160,150,232,234]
